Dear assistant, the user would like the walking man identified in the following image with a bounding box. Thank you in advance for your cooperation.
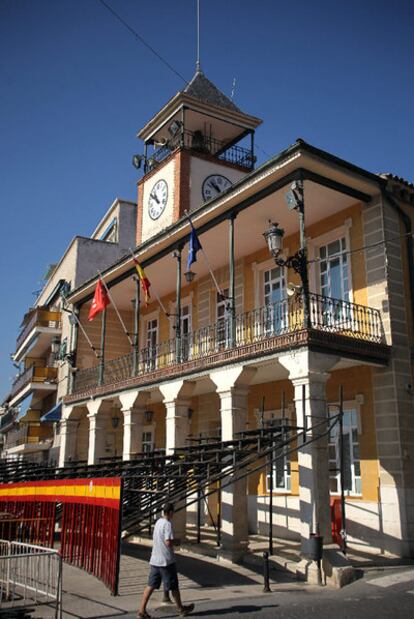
[138,502,194,619]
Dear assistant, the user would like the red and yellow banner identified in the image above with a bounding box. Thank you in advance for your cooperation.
[0,477,121,509]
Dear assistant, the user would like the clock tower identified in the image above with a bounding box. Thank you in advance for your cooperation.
[135,69,262,245]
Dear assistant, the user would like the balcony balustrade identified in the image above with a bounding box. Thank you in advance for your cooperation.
[10,365,58,400]
[148,129,254,171]
[3,424,52,450]
[72,294,385,397]
[15,308,61,353]
[0,408,17,431]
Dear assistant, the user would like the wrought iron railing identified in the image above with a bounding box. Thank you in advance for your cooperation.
[10,366,58,400]
[15,309,61,353]
[72,294,383,395]
[148,129,254,171]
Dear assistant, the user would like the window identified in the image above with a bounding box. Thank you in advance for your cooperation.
[263,267,286,335]
[262,416,291,493]
[99,218,118,243]
[328,408,361,496]
[142,430,154,453]
[216,289,231,349]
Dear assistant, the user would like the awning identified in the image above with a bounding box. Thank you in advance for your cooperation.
[16,398,32,421]
[40,402,62,423]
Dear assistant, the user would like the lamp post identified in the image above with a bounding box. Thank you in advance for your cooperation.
[263,181,311,329]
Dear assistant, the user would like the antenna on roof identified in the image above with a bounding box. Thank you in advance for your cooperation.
[231,77,237,100]
[196,0,201,73]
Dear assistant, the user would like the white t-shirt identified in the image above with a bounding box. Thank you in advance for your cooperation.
[149,517,175,567]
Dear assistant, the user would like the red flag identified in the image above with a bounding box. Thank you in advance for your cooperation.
[88,279,110,321]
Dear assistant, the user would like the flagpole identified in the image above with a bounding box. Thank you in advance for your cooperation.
[98,307,107,386]
[128,248,171,318]
[60,291,99,359]
[98,271,133,346]
[184,211,224,298]
[132,275,140,376]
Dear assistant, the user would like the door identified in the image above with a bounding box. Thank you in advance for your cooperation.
[216,289,231,349]
[319,237,351,329]
[145,318,158,370]
[264,266,286,335]
[181,304,191,361]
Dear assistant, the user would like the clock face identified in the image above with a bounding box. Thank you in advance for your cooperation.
[202,174,232,201]
[148,179,168,220]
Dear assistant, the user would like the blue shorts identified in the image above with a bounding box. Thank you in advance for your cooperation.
[148,563,179,591]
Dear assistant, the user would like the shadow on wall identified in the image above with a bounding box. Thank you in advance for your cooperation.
[249,494,409,557]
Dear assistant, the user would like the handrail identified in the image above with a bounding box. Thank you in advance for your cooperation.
[73,294,383,395]
[15,309,61,352]
[10,366,58,399]
[149,129,254,171]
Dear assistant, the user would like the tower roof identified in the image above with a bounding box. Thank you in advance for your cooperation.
[182,70,241,113]
[137,70,262,142]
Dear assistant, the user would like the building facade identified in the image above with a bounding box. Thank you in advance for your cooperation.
[0,198,137,464]
[5,69,414,562]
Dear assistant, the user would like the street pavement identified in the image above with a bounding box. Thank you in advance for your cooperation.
[31,543,414,619]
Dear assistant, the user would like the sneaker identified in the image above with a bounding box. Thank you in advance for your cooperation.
[179,603,195,616]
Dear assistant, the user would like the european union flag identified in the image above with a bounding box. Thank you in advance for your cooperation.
[187,223,203,270]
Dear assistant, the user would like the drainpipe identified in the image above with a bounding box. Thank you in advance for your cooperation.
[382,189,414,320]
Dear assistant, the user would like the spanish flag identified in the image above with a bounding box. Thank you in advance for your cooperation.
[134,259,151,305]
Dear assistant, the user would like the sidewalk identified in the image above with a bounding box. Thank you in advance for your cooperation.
[32,541,312,619]
[32,536,414,619]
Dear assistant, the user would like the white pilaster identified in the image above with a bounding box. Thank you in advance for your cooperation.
[210,366,256,562]
[119,391,150,461]
[122,409,144,460]
[86,400,110,465]
[158,380,196,541]
[58,412,78,467]
[279,351,339,554]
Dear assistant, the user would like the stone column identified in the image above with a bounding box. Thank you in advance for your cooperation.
[122,409,144,460]
[159,380,196,542]
[86,400,109,465]
[119,391,150,461]
[279,350,339,553]
[58,411,78,467]
[210,367,256,563]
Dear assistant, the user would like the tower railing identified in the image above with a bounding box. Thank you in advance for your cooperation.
[148,129,254,171]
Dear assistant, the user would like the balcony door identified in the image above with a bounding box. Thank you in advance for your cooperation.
[145,318,158,370]
[181,304,191,361]
[264,266,286,335]
[318,237,351,329]
[216,289,231,349]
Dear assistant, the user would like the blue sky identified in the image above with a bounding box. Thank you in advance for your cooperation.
[0,0,413,397]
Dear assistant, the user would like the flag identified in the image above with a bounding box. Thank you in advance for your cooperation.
[88,279,110,321]
[187,222,202,270]
[134,259,151,305]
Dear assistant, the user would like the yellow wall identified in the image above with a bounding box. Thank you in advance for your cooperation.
[250,365,379,502]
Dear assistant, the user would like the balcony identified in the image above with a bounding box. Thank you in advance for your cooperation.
[14,308,61,361]
[148,129,254,172]
[0,408,18,432]
[9,365,58,406]
[67,294,389,401]
[3,424,53,453]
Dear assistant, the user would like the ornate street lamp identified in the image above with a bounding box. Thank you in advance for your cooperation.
[263,180,311,328]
